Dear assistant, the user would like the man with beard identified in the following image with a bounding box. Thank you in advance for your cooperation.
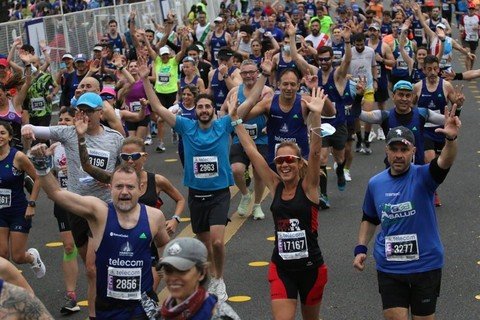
[21,92,124,319]
[305,18,331,50]
[138,55,266,302]
[28,147,170,320]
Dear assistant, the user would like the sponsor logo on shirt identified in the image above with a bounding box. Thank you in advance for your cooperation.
[381,201,416,225]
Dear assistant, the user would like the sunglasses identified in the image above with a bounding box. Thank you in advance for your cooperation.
[318,57,331,62]
[101,94,115,101]
[120,152,146,161]
[274,155,300,165]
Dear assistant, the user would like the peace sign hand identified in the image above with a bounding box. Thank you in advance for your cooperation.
[435,104,461,139]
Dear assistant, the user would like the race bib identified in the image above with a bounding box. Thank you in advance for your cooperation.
[344,104,352,116]
[466,33,479,41]
[0,189,12,209]
[385,234,419,261]
[58,171,68,189]
[158,73,170,84]
[414,29,423,37]
[31,97,46,111]
[87,148,110,170]
[277,230,309,260]
[442,3,449,10]
[244,123,258,140]
[193,156,219,178]
[107,267,141,300]
[397,60,408,69]
[376,65,381,78]
[130,101,142,112]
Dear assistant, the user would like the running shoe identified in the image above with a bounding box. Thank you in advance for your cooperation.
[207,278,218,295]
[355,142,364,153]
[150,121,157,137]
[319,194,330,209]
[368,131,377,142]
[237,192,252,217]
[252,204,265,220]
[434,192,442,207]
[377,128,386,140]
[28,248,46,278]
[156,142,166,153]
[333,162,338,171]
[60,295,80,314]
[215,278,228,302]
[344,169,352,182]
[144,136,152,146]
[337,172,346,191]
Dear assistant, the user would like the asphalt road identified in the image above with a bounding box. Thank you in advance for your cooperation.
[15,28,480,320]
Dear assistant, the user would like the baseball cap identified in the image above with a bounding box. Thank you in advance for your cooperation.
[386,126,415,146]
[62,53,74,60]
[74,54,87,62]
[352,3,359,12]
[93,45,103,52]
[393,80,413,92]
[214,17,223,23]
[76,92,103,109]
[436,23,446,30]
[469,2,476,9]
[160,237,207,271]
[369,23,381,31]
[292,9,300,14]
[217,47,234,60]
[159,46,170,56]
[100,87,116,96]
[0,58,8,67]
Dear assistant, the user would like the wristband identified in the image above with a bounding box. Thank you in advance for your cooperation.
[117,66,124,71]
[231,118,243,127]
[445,135,457,141]
[172,215,181,223]
[30,155,53,176]
[354,244,368,256]
[453,72,463,80]
[261,71,271,77]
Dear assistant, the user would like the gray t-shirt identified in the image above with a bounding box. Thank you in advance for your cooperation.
[50,125,124,202]
[349,46,376,89]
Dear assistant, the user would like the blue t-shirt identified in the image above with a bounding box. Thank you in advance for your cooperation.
[363,165,444,274]
[174,115,234,190]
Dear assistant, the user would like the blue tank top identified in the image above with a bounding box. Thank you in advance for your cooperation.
[180,75,199,92]
[412,18,424,45]
[381,23,392,37]
[95,203,153,319]
[249,53,263,68]
[317,69,347,127]
[108,33,124,53]
[232,84,267,145]
[387,108,425,164]
[210,67,236,111]
[210,31,228,68]
[411,63,426,83]
[0,148,27,215]
[176,102,197,144]
[276,53,297,80]
[373,41,388,89]
[332,41,345,67]
[267,94,309,162]
[0,102,23,150]
[392,39,414,78]
[417,79,447,142]
[191,295,217,320]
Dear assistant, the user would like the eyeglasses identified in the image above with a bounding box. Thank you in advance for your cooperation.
[274,155,300,165]
[120,152,146,161]
[318,57,331,62]
[240,70,258,76]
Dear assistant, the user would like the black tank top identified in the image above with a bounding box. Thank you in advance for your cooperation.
[138,172,163,209]
[270,180,324,270]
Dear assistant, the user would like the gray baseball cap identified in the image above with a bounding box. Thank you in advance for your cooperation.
[386,126,415,146]
[160,237,207,271]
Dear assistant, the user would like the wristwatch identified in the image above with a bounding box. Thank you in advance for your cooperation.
[172,215,181,223]
[27,201,36,208]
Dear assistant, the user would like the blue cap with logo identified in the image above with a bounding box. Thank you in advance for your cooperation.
[393,80,413,92]
[76,92,103,109]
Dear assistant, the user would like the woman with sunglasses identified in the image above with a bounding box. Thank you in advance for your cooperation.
[75,134,185,290]
[168,84,198,167]
[229,88,329,320]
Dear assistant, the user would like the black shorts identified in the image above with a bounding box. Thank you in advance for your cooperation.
[229,143,268,166]
[377,268,442,317]
[188,187,230,234]
[0,208,32,233]
[268,262,328,305]
[374,85,389,103]
[346,120,356,141]
[68,213,91,248]
[462,40,479,52]
[125,114,151,131]
[53,202,72,232]
[389,74,411,88]
[424,137,445,154]
[155,91,177,110]
[322,124,348,150]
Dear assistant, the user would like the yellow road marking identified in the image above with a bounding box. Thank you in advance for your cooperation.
[179,217,191,222]
[78,300,88,307]
[266,236,275,241]
[249,261,269,267]
[45,241,63,248]
[164,158,178,162]
[228,296,251,302]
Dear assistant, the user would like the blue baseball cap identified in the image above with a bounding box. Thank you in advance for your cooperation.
[393,80,413,92]
[76,92,103,109]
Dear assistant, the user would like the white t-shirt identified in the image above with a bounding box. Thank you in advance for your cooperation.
[349,46,376,89]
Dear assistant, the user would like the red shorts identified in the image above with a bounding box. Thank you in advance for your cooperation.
[268,262,328,305]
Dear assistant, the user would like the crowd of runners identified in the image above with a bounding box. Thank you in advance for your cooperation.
[0,0,475,319]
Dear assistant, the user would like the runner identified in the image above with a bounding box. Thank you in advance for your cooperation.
[459,2,480,70]
[353,106,461,319]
